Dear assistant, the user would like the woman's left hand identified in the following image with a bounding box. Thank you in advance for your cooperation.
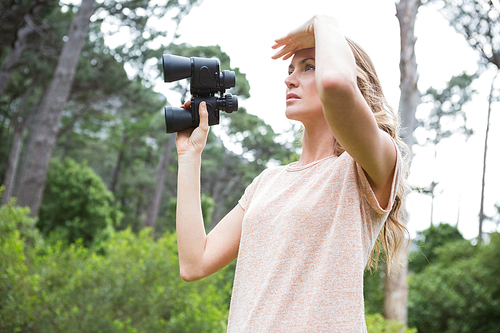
[271,16,317,60]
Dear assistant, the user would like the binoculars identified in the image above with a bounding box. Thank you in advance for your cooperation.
[162,54,239,133]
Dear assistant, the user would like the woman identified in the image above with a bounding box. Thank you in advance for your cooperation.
[175,15,409,332]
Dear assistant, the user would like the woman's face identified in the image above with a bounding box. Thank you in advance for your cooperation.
[284,48,324,123]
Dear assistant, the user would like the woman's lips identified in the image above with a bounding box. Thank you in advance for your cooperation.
[286,93,300,101]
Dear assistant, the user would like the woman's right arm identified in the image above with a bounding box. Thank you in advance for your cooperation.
[175,101,244,282]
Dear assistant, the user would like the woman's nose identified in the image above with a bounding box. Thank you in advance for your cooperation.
[285,73,298,88]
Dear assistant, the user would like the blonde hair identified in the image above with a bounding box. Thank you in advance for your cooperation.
[339,37,411,274]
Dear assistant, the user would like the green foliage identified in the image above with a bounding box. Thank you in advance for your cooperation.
[432,0,499,69]
[0,193,41,332]
[225,108,295,164]
[417,72,476,146]
[364,267,384,315]
[31,229,229,332]
[409,231,500,332]
[95,0,204,79]
[0,188,42,247]
[366,313,417,333]
[409,223,464,273]
[1,205,232,332]
[38,158,123,246]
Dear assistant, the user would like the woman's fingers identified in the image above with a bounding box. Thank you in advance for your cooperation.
[271,16,317,60]
[187,101,209,152]
[198,101,209,130]
[271,35,314,60]
[181,99,192,109]
[175,101,209,155]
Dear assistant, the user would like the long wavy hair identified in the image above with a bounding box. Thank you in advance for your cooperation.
[341,37,411,274]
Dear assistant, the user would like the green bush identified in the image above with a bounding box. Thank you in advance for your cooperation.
[38,158,123,246]
[2,191,424,333]
[28,229,230,332]
[366,313,417,333]
[409,233,500,332]
[0,196,42,332]
[1,199,232,333]
[409,223,464,273]
[364,267,384,315]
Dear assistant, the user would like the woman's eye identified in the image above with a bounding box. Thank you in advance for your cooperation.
[305,64,315,71]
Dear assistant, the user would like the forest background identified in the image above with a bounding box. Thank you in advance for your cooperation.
[1,0,499,332]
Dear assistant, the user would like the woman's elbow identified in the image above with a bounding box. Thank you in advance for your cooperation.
[179,265,204,282]
[318,71,357,101]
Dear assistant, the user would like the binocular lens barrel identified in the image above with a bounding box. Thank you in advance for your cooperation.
[164,106,195,133]
[163,55,192,83]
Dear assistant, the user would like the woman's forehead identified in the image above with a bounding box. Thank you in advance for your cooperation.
[290,48,315,65]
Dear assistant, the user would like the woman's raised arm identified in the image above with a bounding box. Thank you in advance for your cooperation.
[175,101,243,282]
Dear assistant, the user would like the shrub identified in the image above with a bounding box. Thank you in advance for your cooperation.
[38,158,123,246]
[0,196,41,332]
[366,313,417,333]
[409,233,500,332]
[409,223,464,273]
[0,204,232,333]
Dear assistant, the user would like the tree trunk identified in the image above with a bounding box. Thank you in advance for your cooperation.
[383,253,409,322]
[109,135,129,193]
[2,127,24,204]
[13,110,40,198]
[383,0,421,325]
[208,149,234,227]
[0,16,33,97]
[478,70,498,243]
[396,0,420,150]
[16,0,96,216]
[145,134,176,230]
[1,86,37,205]
[210,151,231,204]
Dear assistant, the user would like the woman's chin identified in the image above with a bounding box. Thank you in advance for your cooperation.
[285,107,302,121]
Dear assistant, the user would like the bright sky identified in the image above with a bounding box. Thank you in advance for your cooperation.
[156,0,500,240]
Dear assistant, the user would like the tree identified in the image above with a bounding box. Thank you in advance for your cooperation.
[432,0,500,242]
[0,1,68,204]
[415,72,476,225]
[1,85,38,205]
[384,0,421,325]
[94,0,204,83]
[144,134,176,231]
[478,69,499,240]
[0,0,60,97]
[16,0,97,217]
[6,0,204,219]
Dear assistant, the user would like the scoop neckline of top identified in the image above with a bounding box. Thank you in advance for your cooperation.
[286,154,338,172]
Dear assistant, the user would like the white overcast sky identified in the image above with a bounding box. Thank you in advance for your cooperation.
[131,0,500,240]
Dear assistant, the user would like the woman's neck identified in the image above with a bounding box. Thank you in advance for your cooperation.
[297,121,336,166]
